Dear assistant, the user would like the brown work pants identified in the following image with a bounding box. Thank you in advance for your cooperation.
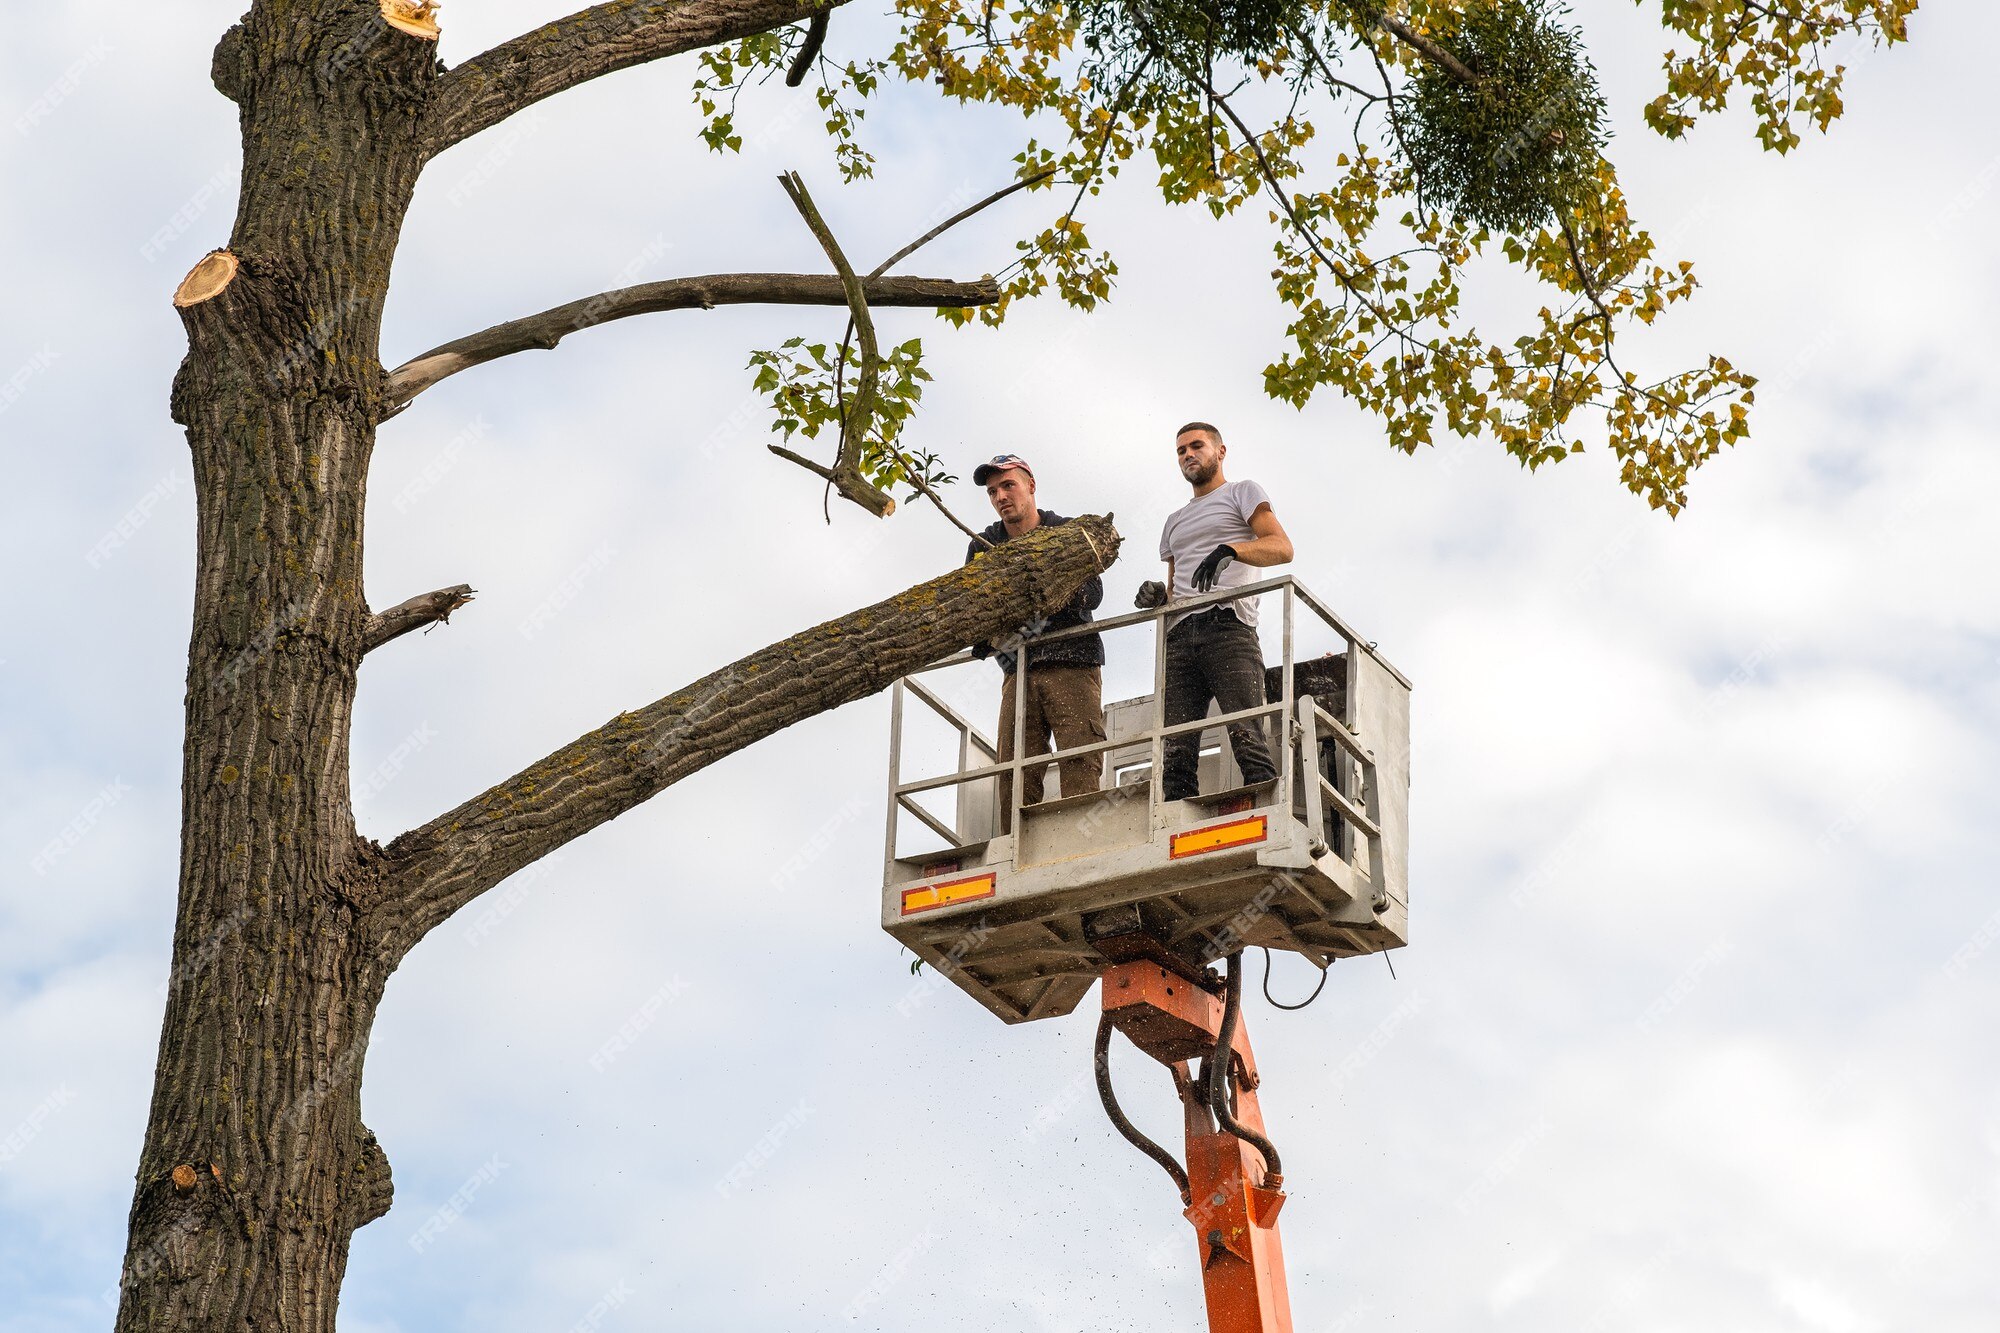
[997,665,1106,833]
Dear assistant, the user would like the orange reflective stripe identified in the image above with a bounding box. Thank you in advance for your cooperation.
[1169,815,1269,859]
[900,872,997,916]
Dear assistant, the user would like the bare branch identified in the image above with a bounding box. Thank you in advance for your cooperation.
[382,272,998,416]
[868,167,1055,279]
[426,0,856,154]
[797,165,1057,546]
[773,173,996,539]
[1370,12,1480,86]
[773,171,904,519]
[763,442,895,517]
[362,584,476,654]
[781,175,879,461]
[1290,26,1387,106]
[371,515,1122,956]
[893,460,992,548]
[785,10,829,86]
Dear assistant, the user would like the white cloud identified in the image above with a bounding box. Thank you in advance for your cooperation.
[3,3,1999,1331]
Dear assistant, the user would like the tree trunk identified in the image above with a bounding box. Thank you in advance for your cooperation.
[116,10,1115,1328]
[116,7,432,1327]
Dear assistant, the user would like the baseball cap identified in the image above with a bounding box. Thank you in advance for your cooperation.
[973,454,1034,485]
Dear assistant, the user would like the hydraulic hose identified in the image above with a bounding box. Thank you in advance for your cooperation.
[1206,951,1284,1188]
[1262,945,1331,1011]
[1094,1013,1192,1206]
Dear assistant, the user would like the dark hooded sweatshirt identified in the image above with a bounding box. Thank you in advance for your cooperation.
[965,510,1105,675]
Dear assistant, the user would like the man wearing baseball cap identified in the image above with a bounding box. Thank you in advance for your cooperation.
[966,454,1106,833]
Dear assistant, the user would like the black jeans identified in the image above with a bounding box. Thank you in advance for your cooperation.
[1161,609,1277,800]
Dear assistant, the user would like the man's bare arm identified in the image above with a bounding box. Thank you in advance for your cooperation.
[1231,504,1295,567]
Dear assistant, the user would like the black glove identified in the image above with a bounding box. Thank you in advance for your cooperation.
[971,641,992,660]
[1134,580,1167,610]
[1191,544,1237,593]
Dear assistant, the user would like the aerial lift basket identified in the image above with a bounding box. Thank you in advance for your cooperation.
[880,576,1410,1023]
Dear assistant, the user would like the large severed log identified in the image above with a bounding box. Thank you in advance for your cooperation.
[372,514,1120,954]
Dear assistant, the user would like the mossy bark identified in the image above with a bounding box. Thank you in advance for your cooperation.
[119,8,431,1328]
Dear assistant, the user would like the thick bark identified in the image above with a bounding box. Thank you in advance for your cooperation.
[119,3,438,1325]
[373,515,1119,957]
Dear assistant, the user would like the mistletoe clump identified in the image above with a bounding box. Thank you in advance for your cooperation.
[1401,0,1609,233]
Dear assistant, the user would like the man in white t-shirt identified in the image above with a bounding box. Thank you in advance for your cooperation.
[1139,421,1295,801]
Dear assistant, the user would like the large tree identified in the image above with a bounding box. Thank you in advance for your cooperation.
[119,0,1916,1326]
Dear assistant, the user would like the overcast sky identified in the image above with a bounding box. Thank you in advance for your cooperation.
[3,3,1997,1331]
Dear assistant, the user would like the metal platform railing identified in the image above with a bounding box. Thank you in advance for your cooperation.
[885,576,1408,895]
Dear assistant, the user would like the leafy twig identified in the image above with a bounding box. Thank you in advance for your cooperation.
[775,172,896,517]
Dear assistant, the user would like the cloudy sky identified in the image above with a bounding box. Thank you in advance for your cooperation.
[3,2,1997,1330]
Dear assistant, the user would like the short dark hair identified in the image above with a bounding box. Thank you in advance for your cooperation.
[1176,421,1223,445]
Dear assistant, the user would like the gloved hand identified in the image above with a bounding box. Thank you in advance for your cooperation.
[1134,580,1167,610]
[971,641,992,660]
[1191,544,1237,593]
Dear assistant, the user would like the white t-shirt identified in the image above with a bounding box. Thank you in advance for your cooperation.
[1158,479,1273,628]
